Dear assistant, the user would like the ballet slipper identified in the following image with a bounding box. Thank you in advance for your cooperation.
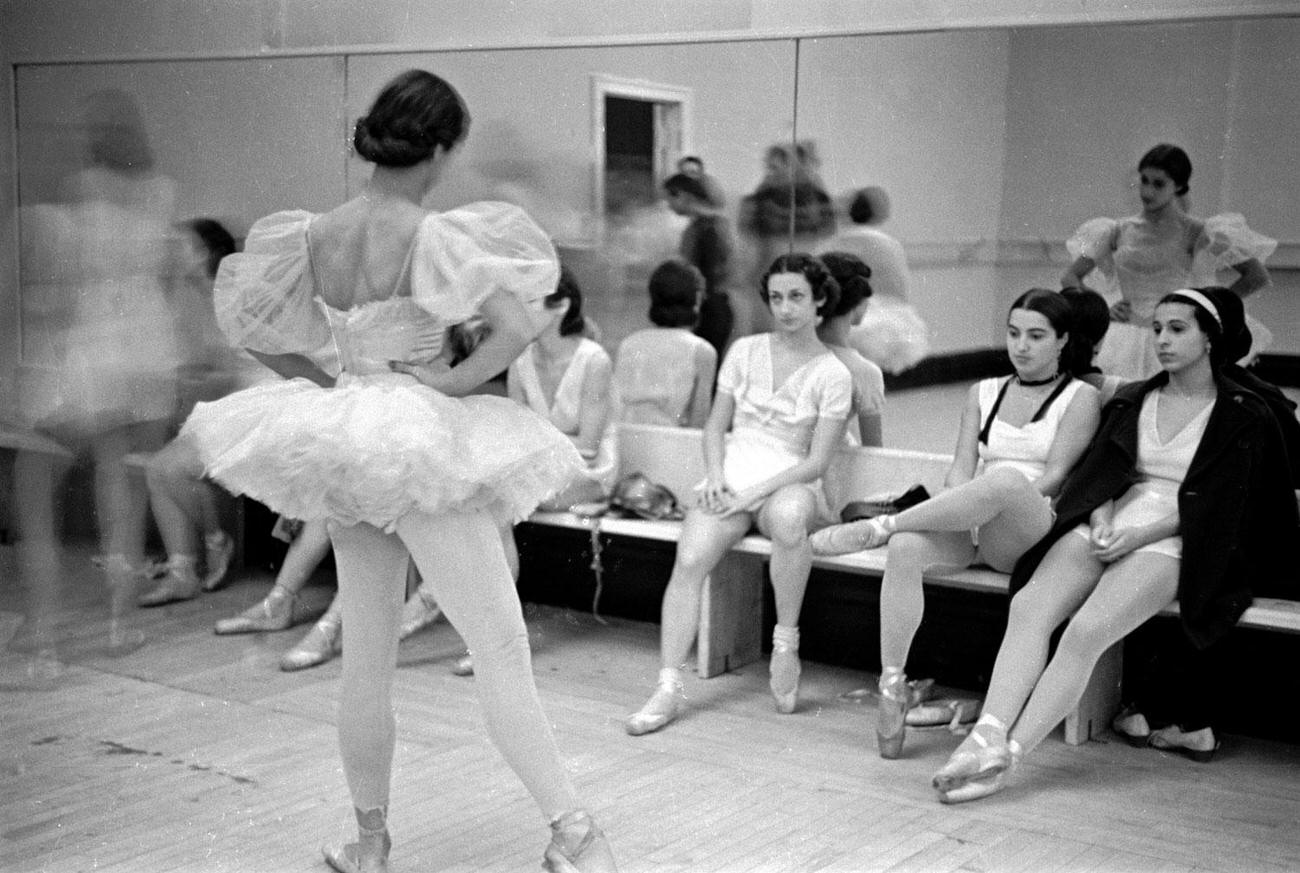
[625,669,684,736]
[138,557,203,607]
[769,626,801,714]
[1111,707,1152,748]
[214,585,299,634]
[543,810,618,872]
[398,588,443,641]
[322,806,390,873]
[876,669,909,759]
[931,713,1010,793]
[1149,725,1220,762]
[937,740,1021,804]
[450,652,475,676]
[202,530,236,591]
[280,610,342,671]
[809,515,894,556]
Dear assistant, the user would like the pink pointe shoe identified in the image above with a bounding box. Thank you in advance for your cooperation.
[809,515,895,556]
[398,588,443,641]
[543,810,618,872]
[931,714,1012,794]
[625,669,684,736]
[202,530,236,591]
[214,584,299,634]
[937,739,1022,804]
[876,669,909,759]
[280,609,342,671]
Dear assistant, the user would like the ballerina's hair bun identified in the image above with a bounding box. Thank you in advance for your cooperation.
[353,69,470,167]
[818,251,874,318]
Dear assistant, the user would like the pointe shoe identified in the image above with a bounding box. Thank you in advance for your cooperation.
[769,640,801,715]
[138,560,203,607]
[398,588,443,641]
[1149,725,1220,763]
[214,585,298,634]
[876,671,909,759]
[809,515,894,556]
[280,611,342,671]
[625,671,684,736]
[450,652,475,676]
[202,531,236,591]
[931,714,1011,793]
[543,810,618,873]
[322,807,391,873]
[937,740,1021,804]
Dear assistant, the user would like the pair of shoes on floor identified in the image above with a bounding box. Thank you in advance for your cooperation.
[906,697,982,729]
[809,515,895,556]
[202,531,236,591]
[137,559,203,607]
[1149,725,1220,763]
[625,669,684,736]
[280,611,342,671]
[543,809,618,872]
[214,585,299,634]
[398,589,443,641]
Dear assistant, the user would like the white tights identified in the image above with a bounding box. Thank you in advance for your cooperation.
[328,510,578,820]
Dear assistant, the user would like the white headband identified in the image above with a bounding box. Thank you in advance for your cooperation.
[1169,288,1222,328]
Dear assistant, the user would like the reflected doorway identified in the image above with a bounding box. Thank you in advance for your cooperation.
[590,74,693,224]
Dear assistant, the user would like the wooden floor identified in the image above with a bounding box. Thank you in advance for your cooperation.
[3,542,1299,873]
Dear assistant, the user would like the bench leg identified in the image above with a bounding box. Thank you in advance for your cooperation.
[697,552,764,679]
[1064,641,1123,745]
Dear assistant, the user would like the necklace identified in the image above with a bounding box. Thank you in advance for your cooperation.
[1015,371,1061,387]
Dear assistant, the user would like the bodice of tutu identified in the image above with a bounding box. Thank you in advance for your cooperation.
[324,297,445,376]
[1111,223,1196,321]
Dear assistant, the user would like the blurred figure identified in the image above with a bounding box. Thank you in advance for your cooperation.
[819,187,929,376]
[612,258,717,428]
[663,172,735,361]
[676,154,726,210]
[9,88,183,659]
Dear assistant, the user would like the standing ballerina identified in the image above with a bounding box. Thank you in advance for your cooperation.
[625,254,852,735]
[931,287,1297,803]
[1061,143,1274,380]
[179,70,617,872]
[811,289,1101,758]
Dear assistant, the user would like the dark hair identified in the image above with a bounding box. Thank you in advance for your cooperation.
[1007,287,1099,378]
[818,251,873,318]
[848,187,890,225]
[184,218,237,280]
[761,253,840,320]
[544,265,586,337]
[1139,143,1193,196]
[647,258,703,328]
[353,70,469,167]
[1060,286,1110,354]
[663,173,711,203]
[678,155,704,172]
[83,89,154,174]
[1158,287,1233,369]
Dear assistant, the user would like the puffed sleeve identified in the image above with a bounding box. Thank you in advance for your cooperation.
[213,210,331,355]
[1065,217,1120,270]
[410,201,559,330]
[1194,213,1277,276]
[715,335,752,397]
[810,359,853,420]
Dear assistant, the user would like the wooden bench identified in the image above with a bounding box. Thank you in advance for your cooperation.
[527,422,1300,745]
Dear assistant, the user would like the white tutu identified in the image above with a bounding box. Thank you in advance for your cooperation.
[181,372,585,530]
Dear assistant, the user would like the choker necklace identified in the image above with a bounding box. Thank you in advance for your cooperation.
[1015,372,1060,387]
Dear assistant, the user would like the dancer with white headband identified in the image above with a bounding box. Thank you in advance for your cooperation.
[930,286,1297,803]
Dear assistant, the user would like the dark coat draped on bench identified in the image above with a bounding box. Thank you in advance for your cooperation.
[1009,372,1299,649]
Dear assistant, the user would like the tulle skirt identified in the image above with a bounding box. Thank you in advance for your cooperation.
[180,372,585,530]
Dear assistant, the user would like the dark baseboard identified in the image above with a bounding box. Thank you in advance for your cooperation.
[886,350,1300,390]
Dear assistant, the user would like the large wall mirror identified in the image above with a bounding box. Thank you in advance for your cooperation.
[12,14,1299,387]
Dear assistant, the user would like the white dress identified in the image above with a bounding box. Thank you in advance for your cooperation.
[714,334,852,498]
[1067,213,1276,380]
[977,376,1088,482]
[179,202,584,531]
[508,337,618,492]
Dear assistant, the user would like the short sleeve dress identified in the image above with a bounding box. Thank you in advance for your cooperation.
[714,334,852,496]
[1067,213,1276,379]
[179,202,584,531]
[508,337,618,492]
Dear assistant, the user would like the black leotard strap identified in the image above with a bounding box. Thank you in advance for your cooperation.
[978,375,1075,444]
